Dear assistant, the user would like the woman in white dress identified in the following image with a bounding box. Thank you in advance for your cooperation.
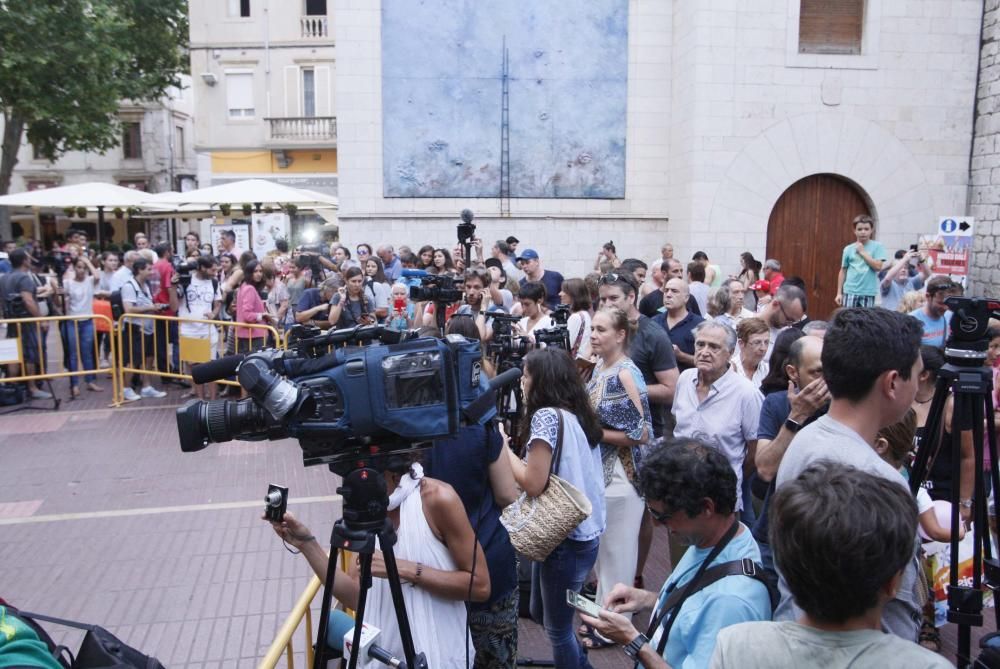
[268,459,490,669]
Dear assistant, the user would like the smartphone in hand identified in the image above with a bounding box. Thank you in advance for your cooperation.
[566,589,603,617]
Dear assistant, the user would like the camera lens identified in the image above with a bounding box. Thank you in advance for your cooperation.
[265,490,283,507]
[175,398,271,452]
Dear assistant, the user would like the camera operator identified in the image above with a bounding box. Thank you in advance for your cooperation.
[294,276,341,328]
[515,282,554,345]
[0,249,50,399]
[169,255,222,400]
[266,457,491,669]
[422,318,519,668]
[454,269,504,340]
[330,267,377,331]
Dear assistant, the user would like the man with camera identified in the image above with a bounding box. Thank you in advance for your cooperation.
[294,276,341,328]
[1,248,51,399]
[169,256,223,400]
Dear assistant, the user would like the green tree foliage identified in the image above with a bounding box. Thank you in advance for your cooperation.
[0,0,189,198]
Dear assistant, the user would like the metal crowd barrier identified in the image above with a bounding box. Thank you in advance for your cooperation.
[0,314,119,402]
[259,552,353,669]
[114,313,281,405]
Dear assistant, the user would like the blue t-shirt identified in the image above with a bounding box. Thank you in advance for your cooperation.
[295,287,325,321]
[750,392,825,546]
[841,240,887,297]
[909,308,952,348]
[650,525,772,669]
[880,274,924,312]
[654,311,704,372]
[423,424,517,608]
[520,270,565,311]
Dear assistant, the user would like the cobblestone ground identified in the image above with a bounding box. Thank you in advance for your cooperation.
[0,372,982,667]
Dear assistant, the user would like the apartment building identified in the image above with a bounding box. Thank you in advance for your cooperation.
[188,0,337,199]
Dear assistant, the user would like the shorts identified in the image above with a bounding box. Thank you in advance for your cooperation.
[843,294,875,308]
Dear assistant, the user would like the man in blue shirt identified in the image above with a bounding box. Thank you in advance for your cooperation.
[909,275,958,348]
[517,248,564,312]
[579,439,772,669]
[879,248,930,311]
[377,244,402,282]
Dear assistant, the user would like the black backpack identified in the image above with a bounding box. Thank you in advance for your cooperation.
[109,289,125,321]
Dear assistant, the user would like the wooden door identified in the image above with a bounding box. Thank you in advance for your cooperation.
[766,174,872,320]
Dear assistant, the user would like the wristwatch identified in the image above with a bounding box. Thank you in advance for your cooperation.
[623,633,649,660]
[960,498,974,509]
[784,417,804,433]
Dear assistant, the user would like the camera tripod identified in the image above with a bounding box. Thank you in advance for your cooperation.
[910,298,1000,669]
[313,464,427,669]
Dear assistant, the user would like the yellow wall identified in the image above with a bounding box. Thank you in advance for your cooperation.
[211,150,338,174]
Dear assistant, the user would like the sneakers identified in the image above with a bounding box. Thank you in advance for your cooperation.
[29,388,53,400]
[140,386,167,399]
[122,387,141,402]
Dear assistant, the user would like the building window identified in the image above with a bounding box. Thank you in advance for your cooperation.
[228,0,250,18]
[176,125,185,160]
[305,0,327,15]
[226,71,255,118]
[799,0,864,55]
[302,68,316,118]
[122,122,142,159]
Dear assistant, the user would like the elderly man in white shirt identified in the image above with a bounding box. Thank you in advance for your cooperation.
[672,320,762,525]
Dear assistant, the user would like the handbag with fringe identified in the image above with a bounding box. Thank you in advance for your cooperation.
[501,410,592,561]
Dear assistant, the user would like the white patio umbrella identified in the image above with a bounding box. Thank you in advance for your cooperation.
[144,179,338,210]
[0,181,150,246]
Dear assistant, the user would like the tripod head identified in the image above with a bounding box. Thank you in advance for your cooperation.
[944,296,1000,366]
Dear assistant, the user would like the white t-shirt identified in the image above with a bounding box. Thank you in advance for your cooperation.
[65,277,95,316]
[178,275,222,338]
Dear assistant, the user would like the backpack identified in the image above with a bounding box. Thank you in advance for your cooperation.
[109,289,125,321]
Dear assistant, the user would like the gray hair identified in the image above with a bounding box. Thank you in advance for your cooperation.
[320,276,343,292]
[802,320,829,336]
[377,244,394,254]
[707,286,730,318]
[764,258,781,271]
[123,250,140,264]
[693,319,738,354]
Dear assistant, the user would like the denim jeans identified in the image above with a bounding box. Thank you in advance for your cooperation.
[63,319,96,386]
[739,474,757,526]
[530,537,600,669]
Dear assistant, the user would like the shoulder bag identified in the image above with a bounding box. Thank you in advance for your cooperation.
[501,410,593,561]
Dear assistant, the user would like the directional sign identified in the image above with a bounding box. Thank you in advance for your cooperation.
[928,217,974,285]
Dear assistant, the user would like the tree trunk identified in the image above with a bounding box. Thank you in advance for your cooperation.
[0,111,25,240]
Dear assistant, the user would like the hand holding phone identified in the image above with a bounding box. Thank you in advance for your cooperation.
[566,589,604,618]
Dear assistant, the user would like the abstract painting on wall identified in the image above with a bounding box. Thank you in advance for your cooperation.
[381,0,628,199]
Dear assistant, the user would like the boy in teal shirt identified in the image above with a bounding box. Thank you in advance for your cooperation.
[836,214,887,308]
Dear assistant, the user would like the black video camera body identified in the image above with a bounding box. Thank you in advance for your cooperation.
[177,334,492,469]
[488,312,529,364]
[409,273,464,304]
[172,256,198,288]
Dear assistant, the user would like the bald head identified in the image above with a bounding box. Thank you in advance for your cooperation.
[663,277,690,313]
[787,335,824,390]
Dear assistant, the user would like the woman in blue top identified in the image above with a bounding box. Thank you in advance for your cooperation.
[506,347,606,669]
[584,306,652,649]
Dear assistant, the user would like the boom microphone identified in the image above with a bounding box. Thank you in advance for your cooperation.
[191,353,245,384]
[463,366,522,424]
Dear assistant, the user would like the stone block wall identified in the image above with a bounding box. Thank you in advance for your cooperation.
[971,0,1000,295]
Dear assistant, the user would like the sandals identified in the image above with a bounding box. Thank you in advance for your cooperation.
[86,383,104,392]
[578,623,614,650]
[918,620,941,652]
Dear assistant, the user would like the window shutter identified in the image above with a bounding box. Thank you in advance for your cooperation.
[226,72,255,117]
[799,0,864,55]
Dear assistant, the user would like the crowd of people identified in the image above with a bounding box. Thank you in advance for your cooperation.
[0,212,988,668]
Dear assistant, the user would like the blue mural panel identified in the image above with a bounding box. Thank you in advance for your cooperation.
[381,0,628,198]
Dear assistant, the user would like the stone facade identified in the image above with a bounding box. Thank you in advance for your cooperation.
[971,0,1000,295]
[335,0,983,284]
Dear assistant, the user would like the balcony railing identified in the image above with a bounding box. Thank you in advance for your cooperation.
[265,117,337,144]
[301,15,328,38]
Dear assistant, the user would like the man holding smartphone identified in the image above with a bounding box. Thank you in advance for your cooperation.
[879,246,931,311]
[578,439,772,669]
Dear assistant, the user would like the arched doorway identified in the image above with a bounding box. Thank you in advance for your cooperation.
[766,174,873,320]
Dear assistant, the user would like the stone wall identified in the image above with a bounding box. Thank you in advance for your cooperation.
[971,0,1000,295]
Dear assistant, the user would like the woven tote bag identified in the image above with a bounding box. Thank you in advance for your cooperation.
[501,410,592,561]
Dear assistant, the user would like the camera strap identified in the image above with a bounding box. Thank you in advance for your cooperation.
[640,518,740,665]
[543,409,566,491]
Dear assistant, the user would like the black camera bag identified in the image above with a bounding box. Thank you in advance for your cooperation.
[15,609,165,669]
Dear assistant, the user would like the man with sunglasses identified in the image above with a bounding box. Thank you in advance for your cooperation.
[756,284,806,360]
[578,439,772,669]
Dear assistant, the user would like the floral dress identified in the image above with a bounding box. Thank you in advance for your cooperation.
[587,356,652,491]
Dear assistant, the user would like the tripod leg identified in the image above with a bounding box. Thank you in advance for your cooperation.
[313,544,341,669]
[345,552,374,669]
[910,374,952,495]
[380,542,423,669]
[985,383,1000,630]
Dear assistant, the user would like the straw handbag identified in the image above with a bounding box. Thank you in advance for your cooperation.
[501,410,593,562]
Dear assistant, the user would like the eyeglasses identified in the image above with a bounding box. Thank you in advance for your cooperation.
[646,503,671,524]
[776,299,795,324]
[600,272,637,291]
[356,249,370,256]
